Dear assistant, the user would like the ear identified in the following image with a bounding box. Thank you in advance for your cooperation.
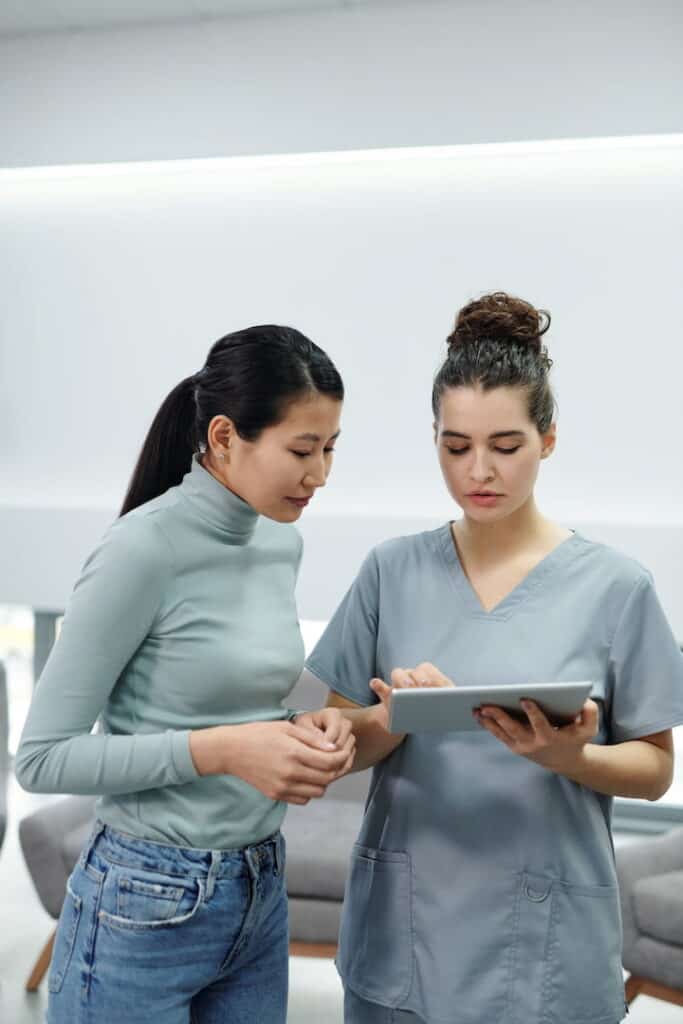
[540,422,557,459]
[206,414,235,460]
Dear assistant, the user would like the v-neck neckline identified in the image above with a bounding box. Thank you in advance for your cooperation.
[437,523,582,621]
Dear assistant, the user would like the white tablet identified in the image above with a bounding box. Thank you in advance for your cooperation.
[388,681,593,734]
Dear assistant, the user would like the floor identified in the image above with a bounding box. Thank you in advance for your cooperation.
[1,775,681,1024]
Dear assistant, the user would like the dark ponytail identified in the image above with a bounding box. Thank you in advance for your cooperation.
[120,325,343,516]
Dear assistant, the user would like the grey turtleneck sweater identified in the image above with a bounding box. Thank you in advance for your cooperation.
[15,456,305,849]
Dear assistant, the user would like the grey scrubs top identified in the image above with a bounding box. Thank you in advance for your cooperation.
[306,526,683,1024]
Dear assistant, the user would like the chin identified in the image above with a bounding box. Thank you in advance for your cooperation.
[461,502,509,524]
[264,504,303,524]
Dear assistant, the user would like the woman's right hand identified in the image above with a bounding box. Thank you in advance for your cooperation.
[189,720,353,805]
[370,661,455,731]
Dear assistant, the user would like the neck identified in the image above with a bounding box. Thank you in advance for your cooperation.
[198,454,248,505]
[454,496,551,564]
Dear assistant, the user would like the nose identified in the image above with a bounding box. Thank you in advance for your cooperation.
[302,456,327,489]
[469,449,495,484]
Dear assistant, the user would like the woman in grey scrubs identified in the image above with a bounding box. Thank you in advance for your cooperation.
[306,293,683,1024]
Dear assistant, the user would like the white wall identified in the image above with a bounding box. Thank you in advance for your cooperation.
[1,138,682,631]
[1,1,682,633]
[1,0,682,168]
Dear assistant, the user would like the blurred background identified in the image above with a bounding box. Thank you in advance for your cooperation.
[1,1,682,1021]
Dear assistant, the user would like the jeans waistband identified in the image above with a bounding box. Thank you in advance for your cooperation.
[82,821,284,888]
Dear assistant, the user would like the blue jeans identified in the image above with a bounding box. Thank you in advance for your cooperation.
[47,821,289,1023]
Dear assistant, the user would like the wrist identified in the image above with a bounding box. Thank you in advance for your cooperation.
[539,742,590,779]
[189,725,238,777]
[370,701,394,735]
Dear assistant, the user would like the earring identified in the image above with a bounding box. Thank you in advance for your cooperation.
[218,453,226,461]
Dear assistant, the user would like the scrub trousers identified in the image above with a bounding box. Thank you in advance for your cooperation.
[344,985,627,1023]
[345,987,424,1023]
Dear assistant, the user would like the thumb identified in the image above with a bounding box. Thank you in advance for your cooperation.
[581,699,600,729]
[370,677,392,705]
[290,723,336,752]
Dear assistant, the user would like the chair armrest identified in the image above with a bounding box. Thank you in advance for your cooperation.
[0,663,8,851]
[616,827,683,890]
[616,827,683,955]
[19,795,96,918]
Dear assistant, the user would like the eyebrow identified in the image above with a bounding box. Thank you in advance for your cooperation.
[293,431,342,442]
[440,430,526,440]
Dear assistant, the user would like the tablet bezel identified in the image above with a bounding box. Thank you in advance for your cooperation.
[387,680,593,734]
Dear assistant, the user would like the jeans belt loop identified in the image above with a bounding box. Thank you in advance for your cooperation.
[80,819,106,869]
[273,834,283,877]
[204,850,222,903]
[244,845,260,884]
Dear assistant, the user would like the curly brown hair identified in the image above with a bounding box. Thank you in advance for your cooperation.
[432,292,555,433]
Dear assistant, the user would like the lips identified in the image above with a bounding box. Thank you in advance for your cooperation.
[285,496,312,507]
[467,492,502,507]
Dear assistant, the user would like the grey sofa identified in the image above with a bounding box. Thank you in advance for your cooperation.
[0,662,8,854]
[616,827,683,1009]
[19,669,369,988]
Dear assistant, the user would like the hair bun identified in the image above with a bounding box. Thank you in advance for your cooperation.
[448,292,550,354]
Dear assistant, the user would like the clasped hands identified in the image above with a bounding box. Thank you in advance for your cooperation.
[370,662,599,774]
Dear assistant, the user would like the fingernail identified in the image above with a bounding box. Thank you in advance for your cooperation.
[322,741,336,750]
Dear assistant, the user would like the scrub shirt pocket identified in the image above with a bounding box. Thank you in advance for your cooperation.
[545,881,625,1023]
[507,872,555,1023]
[337,844,413,1006]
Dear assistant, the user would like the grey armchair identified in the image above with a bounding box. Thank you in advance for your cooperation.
[19,669,368,988]
[0,661,8,853]
[616,826,683,1009]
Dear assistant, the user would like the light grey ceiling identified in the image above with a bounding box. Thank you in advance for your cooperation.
[0,0,406,37]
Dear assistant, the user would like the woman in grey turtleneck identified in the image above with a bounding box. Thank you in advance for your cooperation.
[16,325,355,1023]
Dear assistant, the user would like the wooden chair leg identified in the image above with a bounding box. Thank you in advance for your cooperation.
[624,974,644,1004]
[26,927,56,992]
[639,979,683,1007]
[289,941,337,958]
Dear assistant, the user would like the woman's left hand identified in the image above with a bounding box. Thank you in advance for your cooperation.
[293,707,356,776]
[475,699,600,773]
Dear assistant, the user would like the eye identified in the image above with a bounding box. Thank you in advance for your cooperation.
[446,447,468,456]
[291,448,336,458]
[494,446,521,455]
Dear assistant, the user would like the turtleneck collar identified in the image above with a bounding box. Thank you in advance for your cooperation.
[180,455,259,543]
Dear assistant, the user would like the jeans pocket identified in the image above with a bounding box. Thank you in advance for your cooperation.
[116,877,189,922]
[99,872,203,932]
[48,882,82,994]
[337,845,413,1006]
[544,880,625,1023]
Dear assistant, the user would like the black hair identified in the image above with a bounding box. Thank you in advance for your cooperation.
[432,291,554,433]
[120,325,343,516]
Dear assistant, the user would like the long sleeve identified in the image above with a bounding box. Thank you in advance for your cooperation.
[15,515,198,795]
